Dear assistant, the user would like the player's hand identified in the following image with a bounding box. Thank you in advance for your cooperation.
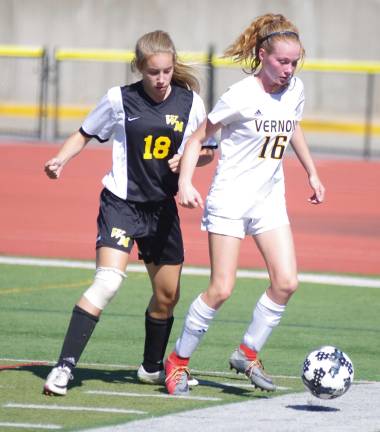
[168,154,182,173]
[44,158,64,179]
[308,174,325,204]
[178,181,203,209]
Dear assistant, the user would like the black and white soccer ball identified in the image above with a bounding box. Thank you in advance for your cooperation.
[301,345,354,399]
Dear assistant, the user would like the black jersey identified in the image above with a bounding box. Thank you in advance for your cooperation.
[80,81,212,202]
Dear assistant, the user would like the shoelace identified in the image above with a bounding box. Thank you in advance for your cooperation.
[246,358,267,376]
[165,365,190,385]
[57,368,73,381]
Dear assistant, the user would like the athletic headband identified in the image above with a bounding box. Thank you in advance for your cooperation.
[259,31,299,45]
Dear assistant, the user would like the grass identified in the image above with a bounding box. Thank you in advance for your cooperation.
[0,262,379,431]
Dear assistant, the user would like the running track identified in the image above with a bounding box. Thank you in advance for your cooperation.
[1,141,379,276]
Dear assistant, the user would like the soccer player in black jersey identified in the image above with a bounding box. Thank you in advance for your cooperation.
[43,30,215,395]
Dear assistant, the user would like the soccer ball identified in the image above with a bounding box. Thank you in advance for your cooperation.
[301,345,354,399]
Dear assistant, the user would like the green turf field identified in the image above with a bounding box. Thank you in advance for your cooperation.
[0,261,379,431]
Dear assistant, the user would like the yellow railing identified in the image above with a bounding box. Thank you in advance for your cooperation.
[54,48,209,64]
[0,45,379,156]
[53,48,380,74]
[0,45,45,58]
[214,56,380,74]
[0,45,48,138]
[55,48,135,63]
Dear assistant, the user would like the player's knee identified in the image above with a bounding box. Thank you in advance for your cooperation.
[154,284,180,310]
[207,285,232,306]
[207,272,235,304]
[83,267,126,310]
[164,288,180,308]
[273,274,299,298]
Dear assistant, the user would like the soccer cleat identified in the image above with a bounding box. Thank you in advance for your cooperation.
[43,365,73,396]
[229,348,276,392]
[137,365,165,385]
[164,356,190,396]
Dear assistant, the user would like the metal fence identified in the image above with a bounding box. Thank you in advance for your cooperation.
[0,45,379,158]
[0,45,48,138]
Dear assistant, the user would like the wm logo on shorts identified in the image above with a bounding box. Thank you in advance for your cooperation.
[111,227,130,248]
[165,114,183,132]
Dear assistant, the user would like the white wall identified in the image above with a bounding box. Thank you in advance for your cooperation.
[1,0,379,59]
[0,0,379,152]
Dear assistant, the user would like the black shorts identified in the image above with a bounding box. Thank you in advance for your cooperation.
[96,188,184,265]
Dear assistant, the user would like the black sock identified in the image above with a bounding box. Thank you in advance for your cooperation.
[57,305,99,370]
[142,310,174,373]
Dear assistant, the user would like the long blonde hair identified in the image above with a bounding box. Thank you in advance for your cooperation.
[224,13,305,73]
[131,30,200,93]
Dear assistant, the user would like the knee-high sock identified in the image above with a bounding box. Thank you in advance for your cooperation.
[58,305,99,369]
[142,310,174,372]
[242,292,286,352]
[175,294,217,358]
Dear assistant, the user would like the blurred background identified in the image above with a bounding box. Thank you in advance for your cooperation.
[0,0,380,157]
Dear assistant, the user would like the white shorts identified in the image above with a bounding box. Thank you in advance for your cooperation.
[201,183,289,239]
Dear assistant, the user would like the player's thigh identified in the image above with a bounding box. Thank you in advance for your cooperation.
[253,224,298,289]
[96,246,130,273]
[202,214,244,286]
[204,233,241,308]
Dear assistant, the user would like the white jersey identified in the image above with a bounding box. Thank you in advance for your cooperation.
[206,75,304,219]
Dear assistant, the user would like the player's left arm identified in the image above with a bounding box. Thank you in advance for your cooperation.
[168,147,214,173]
[290,123,325,204]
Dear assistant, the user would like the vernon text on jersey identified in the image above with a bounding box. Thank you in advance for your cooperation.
[254,119,297,133]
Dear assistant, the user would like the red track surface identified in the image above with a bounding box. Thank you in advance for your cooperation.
[1,141,379,275]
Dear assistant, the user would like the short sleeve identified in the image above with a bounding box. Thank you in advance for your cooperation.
[178,92,217,154]
[208,93,244,126]
[183,92,206,137]
[80,89,119,143]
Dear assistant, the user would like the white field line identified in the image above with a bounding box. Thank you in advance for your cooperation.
[0,423,61,430]
[0,357,286,381]
[221,382,291,390]
[0,357,376,385]
[86,390,221,401]
[3,403,146,415]
[0,255,379,288]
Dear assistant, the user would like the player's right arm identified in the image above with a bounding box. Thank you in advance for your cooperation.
[178,118,221,208]
[44,131,91,179]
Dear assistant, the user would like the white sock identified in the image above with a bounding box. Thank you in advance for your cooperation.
[175,294,217,358]
[242,292,286,352]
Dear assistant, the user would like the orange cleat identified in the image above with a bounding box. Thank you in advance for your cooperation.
[164,352,190,396]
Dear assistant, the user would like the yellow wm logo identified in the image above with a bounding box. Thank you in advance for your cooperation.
[111,227,130,248]
[165,114,183,132]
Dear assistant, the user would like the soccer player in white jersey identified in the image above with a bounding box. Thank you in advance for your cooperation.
[164,13,325,395]
[43,30,215,396]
